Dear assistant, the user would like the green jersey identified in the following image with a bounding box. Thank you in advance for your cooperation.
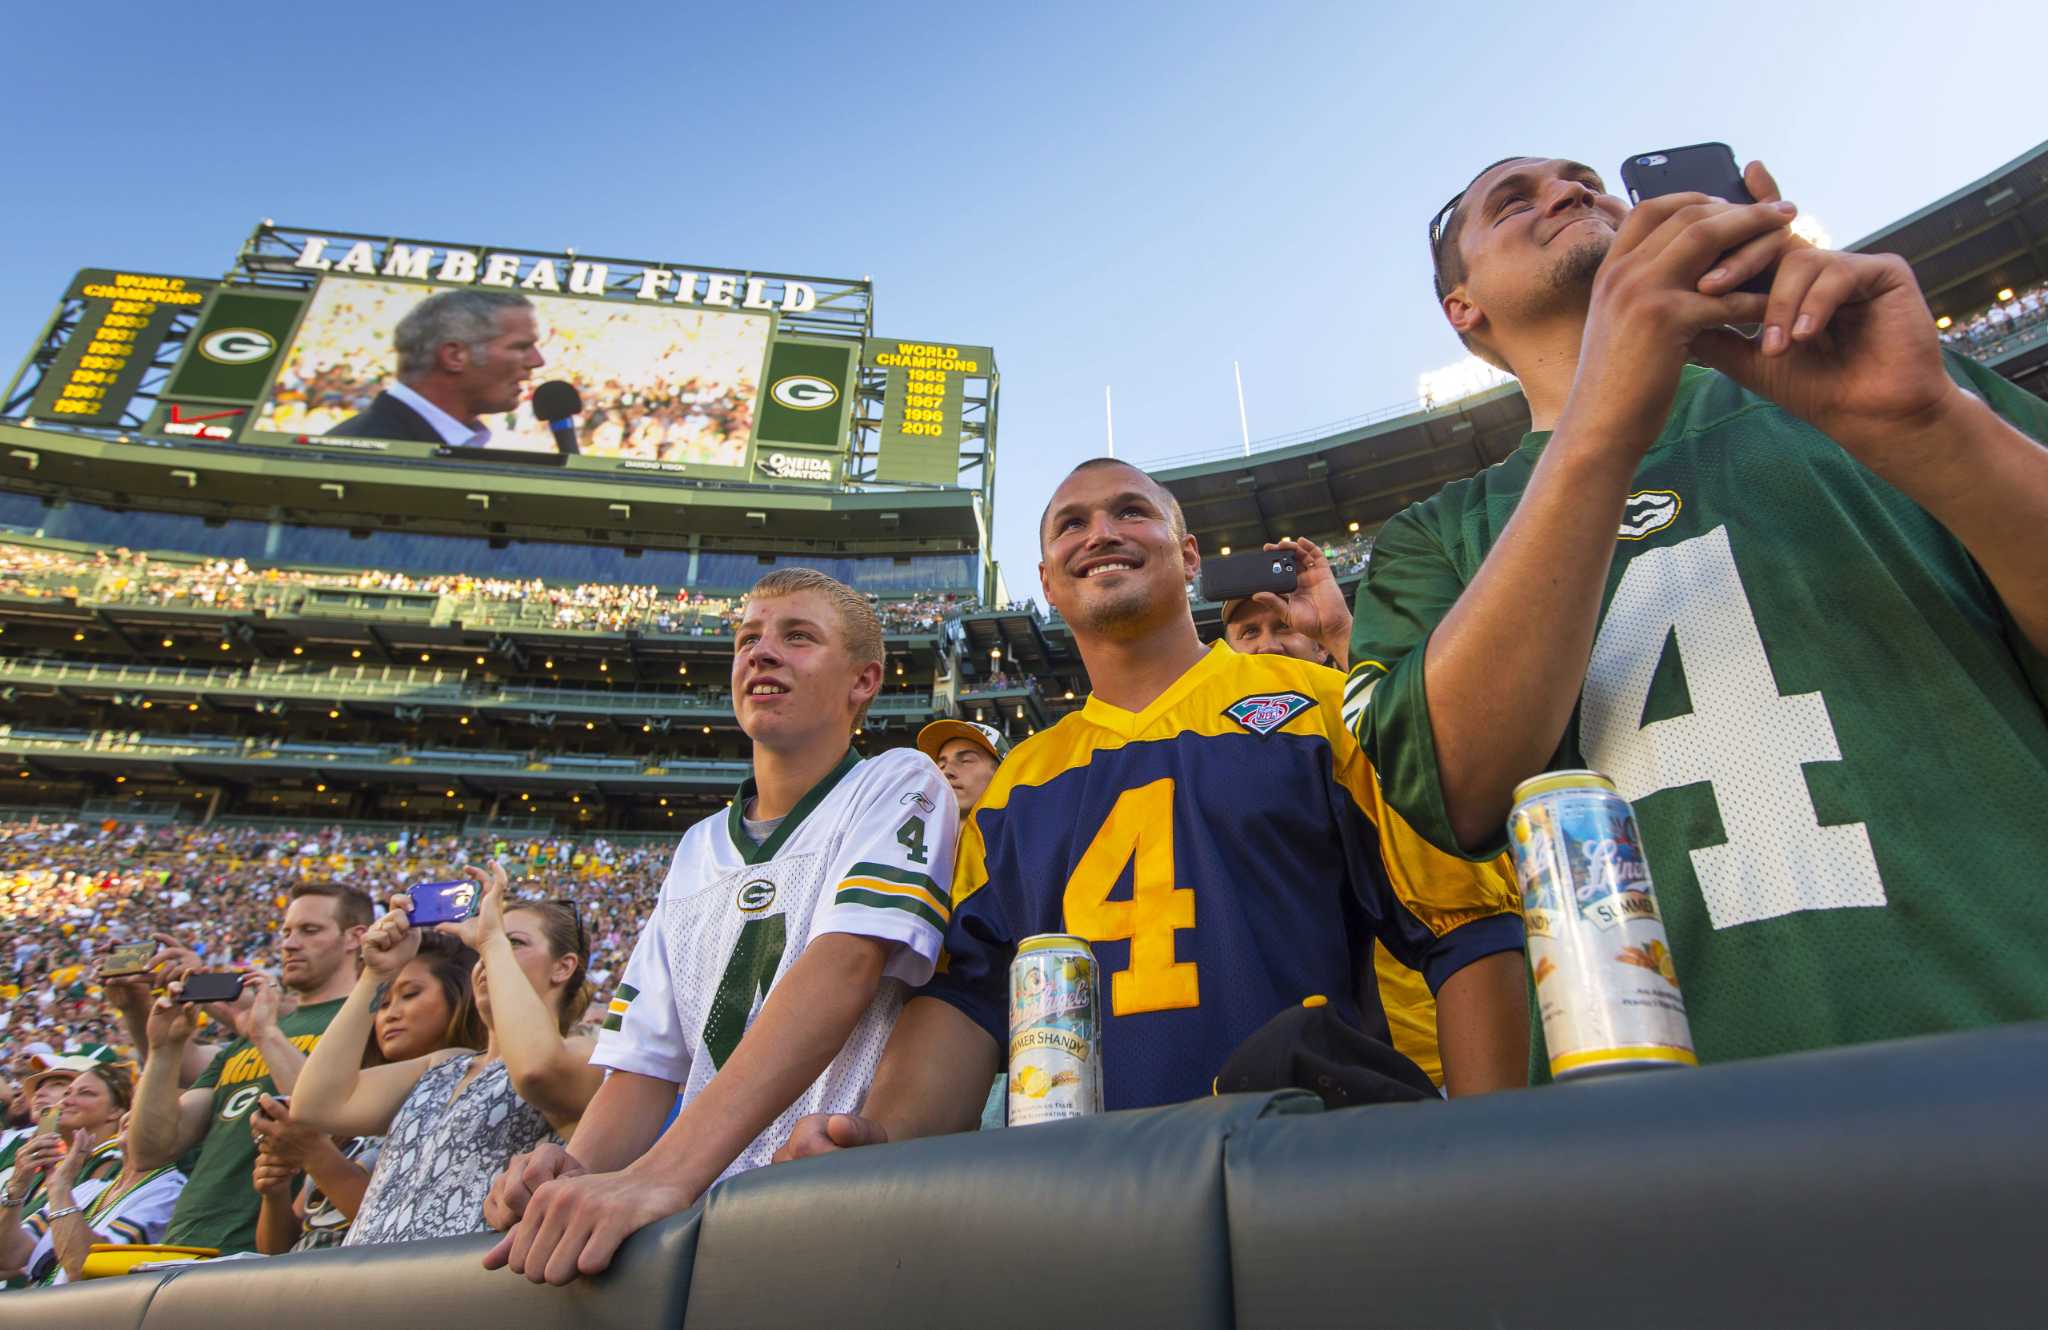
[162,998,343,1253]
[1347,355,2048,1068]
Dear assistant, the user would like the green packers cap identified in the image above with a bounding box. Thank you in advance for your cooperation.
[916,719,1011,764]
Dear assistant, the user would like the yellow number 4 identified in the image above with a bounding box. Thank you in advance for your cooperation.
[1062,778,1198,1015]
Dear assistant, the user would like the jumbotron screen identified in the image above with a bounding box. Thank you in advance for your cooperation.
[252,275,769,465]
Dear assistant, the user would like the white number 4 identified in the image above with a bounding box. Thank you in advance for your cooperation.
[1580,526,1887,930]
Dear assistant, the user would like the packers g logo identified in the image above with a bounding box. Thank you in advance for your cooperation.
[736,879,777,913]
[1618,489,1682,540]
[769,374,838,411]
[220,1085,266,1121]
[198,328,278,365]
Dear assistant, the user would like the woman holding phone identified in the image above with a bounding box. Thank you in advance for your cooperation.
[252,933,488,1253]
[0,1063,187,1287]
[293,862,601,1246]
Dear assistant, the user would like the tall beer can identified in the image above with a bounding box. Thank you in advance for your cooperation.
[1007,934,1103,1125]
[1507,770,1697,1080]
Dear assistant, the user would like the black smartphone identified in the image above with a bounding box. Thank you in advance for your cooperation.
[1620,142,1773,295]
[173,971,248,1004]
[100,941,158,979]
[1200,548,1298,604]
[406,879,481,927]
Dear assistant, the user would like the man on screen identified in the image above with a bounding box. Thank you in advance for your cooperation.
[327,290,544,446]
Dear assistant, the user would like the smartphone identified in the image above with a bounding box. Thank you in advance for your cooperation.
[100,942,159,979]
[1620,142,1773,294]
[173,971,249,1004]
[406,879,481,928]
[1200,548,1298,604]
[34,1105,60,1137]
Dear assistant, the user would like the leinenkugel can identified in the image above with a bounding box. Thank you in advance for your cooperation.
[1007,934,1103,1125]
[1507,770,1697,1080]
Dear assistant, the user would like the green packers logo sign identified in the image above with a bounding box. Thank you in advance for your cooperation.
[754,341,852,449]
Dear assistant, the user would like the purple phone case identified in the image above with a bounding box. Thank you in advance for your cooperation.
[407,879,480,927]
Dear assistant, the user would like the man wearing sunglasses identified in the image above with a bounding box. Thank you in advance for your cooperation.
[1346,155,2048,1076]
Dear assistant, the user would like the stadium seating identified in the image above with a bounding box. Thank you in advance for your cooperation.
[11,1021,2044,1329]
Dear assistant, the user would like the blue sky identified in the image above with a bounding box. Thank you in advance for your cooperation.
[5,1,2043,598]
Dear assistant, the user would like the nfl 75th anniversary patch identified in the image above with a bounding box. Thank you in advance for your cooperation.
[1223,692,1315,737]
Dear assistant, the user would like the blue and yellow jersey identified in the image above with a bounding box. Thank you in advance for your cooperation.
[925,641,1523,1109]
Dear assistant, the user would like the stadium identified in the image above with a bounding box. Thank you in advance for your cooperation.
[2,132,2045,1328]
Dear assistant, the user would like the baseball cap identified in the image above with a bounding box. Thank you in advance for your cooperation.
[1213,996,1439,1109]
[21,1053,110,1097]
[916,719,1011,764]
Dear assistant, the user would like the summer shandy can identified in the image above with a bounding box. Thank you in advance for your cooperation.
[1007,933,1104,1125]
[1507,770,1697,1080]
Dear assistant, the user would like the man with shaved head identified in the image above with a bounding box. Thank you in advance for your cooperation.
[1347,153,2048,1075]
[777,457,1529,1161]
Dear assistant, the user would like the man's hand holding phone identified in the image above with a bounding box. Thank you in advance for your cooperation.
[1563,185,1791,454]
[1689,169,1960,461]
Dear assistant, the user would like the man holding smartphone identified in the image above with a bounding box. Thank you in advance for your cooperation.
[777,458,1527,1166]
[126,883,370,1253]
[1348,153,2048,1072]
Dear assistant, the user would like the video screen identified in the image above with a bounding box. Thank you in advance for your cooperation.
[249,276,770,465]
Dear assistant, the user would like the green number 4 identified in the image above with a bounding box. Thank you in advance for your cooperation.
[703,913,787,1070]
[895,814,929,865]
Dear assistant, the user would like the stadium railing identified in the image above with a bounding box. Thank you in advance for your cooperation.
[0,658,942,724]
[0,727,755,786]
[0,537,974,641]
[12,1020,2042,1330]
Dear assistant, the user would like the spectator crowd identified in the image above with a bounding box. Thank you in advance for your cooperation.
[0,542,977,636]
[1,152,2045,1306]
[1938,279,2048,354]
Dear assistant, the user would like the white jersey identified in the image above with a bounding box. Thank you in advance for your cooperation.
[593,747,957,1182]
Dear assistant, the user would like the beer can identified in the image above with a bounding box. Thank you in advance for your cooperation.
[1007,934,1103,1125]
[1507,770,1697,1080]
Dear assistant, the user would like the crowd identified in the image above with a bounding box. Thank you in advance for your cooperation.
[2,153,2046,1302]
[1939,279,2048,354]
[0,821,668,1056]
[0,541,976,636]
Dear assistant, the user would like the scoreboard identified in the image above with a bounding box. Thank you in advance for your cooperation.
[5,225,996,497]
[26,270,213,426]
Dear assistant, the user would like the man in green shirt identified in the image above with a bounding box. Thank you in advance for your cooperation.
[128,883,371,1252]
[1349,154,2048,1072]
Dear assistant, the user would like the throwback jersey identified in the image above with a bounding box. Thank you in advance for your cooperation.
[1348,354,2048,1070]
[594,747,956,1183]
[925,642,1522,1110]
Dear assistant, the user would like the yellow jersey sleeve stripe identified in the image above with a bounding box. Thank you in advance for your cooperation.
[836,875,952,921]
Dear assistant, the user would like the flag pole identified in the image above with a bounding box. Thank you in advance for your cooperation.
[1233,360,1251,456]
[1104,385,1116,458]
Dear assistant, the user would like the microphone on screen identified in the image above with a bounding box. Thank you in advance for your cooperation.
[532,380,584,455]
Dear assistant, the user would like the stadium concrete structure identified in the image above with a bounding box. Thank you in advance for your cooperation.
[0,143,2042,835]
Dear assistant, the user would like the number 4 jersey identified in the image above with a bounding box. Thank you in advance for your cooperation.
[593,747,957,1181]
[924,642,1524,1109]
[1348,355,2048,1068]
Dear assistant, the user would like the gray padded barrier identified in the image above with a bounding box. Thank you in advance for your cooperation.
[5,1025,2045,1330]
[0,1257,167,1329]
[1,1206,700,1330]
[682,1090,1316,1330]
[1223,1021,2048,1330]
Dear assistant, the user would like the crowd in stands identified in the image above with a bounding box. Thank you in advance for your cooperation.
[0,819,675,1281]
[1940,280,2048,355]
[0,543,976,636]
[0,821,664,1056]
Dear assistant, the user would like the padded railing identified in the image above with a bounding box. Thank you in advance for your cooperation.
[9,1022,2044,1330]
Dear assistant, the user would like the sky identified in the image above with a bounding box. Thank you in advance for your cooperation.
[4,0,2044,600]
